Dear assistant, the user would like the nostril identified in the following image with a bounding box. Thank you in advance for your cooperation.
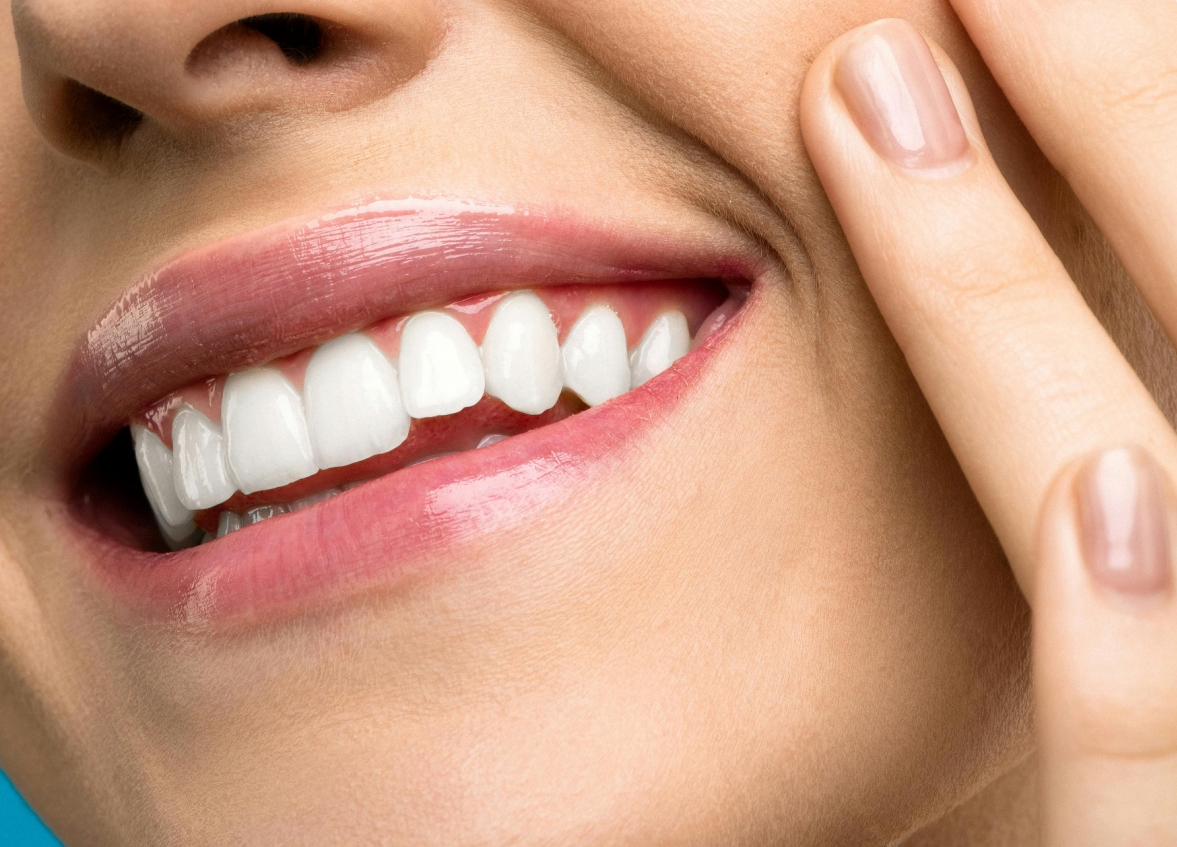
[238,14,327,66]
[189,13,335,75]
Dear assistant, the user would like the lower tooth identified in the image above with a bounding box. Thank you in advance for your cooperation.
[244,504,289,526]
[217,511,244,538]
[477,434,509,449]
[290,489,341,512]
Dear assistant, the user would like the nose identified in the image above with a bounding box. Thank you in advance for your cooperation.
[13,0,444,164]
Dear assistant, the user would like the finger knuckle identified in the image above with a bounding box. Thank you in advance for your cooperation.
[903,248,1053,330]
[1099,59,1177,131]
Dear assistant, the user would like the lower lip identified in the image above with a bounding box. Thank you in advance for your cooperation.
[72,312,742,627]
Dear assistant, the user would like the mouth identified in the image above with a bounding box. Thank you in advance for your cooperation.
[60,198,763,625]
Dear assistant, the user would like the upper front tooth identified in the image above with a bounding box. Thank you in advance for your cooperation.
[481,291,562,415]
[303,333,411,469]
[398,311,485,418]
[630,311,691,388]
[561,304,631,407]
[131,425,196,543]
[171,408,237,510]
[222,368,318,495]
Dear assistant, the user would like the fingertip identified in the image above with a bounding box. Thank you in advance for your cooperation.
[1036,446,1177,842]
[801,18,986,180]
[1036,446,1177,754]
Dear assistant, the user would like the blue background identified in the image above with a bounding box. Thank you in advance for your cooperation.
[0,771,61,846]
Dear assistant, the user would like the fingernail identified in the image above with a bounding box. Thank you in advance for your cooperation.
[833,19,970,170]
[1075,447,1172,598]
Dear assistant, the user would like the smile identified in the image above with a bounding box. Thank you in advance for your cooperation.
[63,198,763,624]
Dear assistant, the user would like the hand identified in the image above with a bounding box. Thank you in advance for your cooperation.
[800,4,1177,843]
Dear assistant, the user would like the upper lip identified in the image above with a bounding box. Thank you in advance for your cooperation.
[54,196,766,481]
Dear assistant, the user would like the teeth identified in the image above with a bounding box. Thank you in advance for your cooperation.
[481,291,563,415]
[304,333,411,470]
[629,311,690,388]
[217,511,244,538]
[222,368,318,495]
[561,304,631,407]
[399,312,485,419]
[171,408,237,511]
[212,490,339,541]
[136,295,716,547]
[243,504,289,526]
[289,488,341,512]
[131,426,197,544]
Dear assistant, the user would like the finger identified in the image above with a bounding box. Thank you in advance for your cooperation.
[1036,447,1177,847]
[949,0,1177,350]
[798,19,1177,595]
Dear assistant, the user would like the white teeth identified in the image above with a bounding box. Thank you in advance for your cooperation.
[131,426,196,541]
[399,311,485,418]
[222,368,318,495]
[139,295,716,548]
[481,291,563,415]
[171,408,236,511]
[561,304,631,407]
[303,333,411,470]
[629,311,691,388]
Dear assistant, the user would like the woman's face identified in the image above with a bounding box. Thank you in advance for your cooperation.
[2,0,1159,843]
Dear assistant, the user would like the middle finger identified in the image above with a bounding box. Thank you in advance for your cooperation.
[950,0,1177,350]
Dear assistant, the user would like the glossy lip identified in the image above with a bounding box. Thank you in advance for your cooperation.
[58,197,767,627]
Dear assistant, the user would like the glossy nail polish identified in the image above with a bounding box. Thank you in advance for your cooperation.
[834,19,970,170]
[1076,447,1172,597]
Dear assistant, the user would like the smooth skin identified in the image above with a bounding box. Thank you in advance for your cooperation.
[802,3,1177,843]
[0,0,1171,843]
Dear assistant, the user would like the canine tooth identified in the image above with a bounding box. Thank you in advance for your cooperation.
[481,291,562,415]
[289,489,341,512]
[477,434,509,449]
[217,511,243,538]
[243,504,289,526]
[630,311,691,388]
[304,334,411,469]
[131,425,195,532]
[561,304,631,407]
[171,408,237,510]
[222,368,318,495]
[399,312,485,418]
